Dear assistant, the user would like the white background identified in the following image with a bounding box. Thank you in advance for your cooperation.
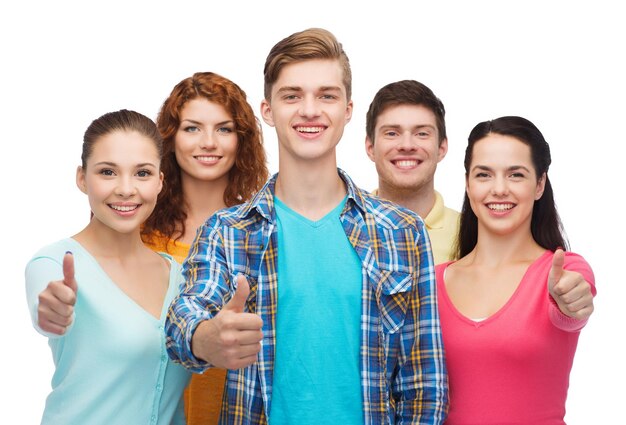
[1,1,623,423]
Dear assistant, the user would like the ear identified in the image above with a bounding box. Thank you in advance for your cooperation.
[158,171,164,194]
[366,136,378,162]
[535,172,547,200]
[344,99,353,123]
[437,138,449,163]
[260,99,275,127]
[76,166,87,194]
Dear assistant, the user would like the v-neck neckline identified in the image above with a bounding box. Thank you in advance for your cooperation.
[441,250,551,327]
[67,238,173,322]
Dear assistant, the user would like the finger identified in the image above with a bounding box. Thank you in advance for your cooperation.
[548,249,565,293]
[38,319,70,336]
[39,282,76,312]
[223,274,250,313]
[63,252,78,293]
[233,329,264,345]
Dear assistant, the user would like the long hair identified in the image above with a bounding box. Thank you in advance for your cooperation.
[141,72,268,243]
[455,116,568,258]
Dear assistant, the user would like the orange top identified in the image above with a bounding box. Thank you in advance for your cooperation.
[145,233,227,425]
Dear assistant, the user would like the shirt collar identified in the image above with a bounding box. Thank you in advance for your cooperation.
[424,191,445,229]
[237,168,366,223]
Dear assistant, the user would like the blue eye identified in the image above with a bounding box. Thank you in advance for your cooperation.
[137,170,152,177]
[183,126,200,133]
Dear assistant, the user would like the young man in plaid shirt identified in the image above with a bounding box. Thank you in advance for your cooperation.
[165,28,448,424]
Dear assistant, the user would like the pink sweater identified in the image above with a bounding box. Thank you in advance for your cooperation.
[436,250,595,425]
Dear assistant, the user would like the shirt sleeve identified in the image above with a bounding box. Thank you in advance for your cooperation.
[548,252,596,332]
[164,214,235,372]
[393,224,449,424]
[25,255,74,338]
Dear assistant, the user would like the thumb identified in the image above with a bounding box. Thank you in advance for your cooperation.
[223,274,250,313]
[548,248,565,293]
[63,251,78,293]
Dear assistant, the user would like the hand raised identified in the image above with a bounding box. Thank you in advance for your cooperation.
[192,274,263,369]
[37,252,78,334]
[548,249,594,320]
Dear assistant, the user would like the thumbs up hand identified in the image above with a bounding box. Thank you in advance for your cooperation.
[548,249,594,320]
[191,274,264,369]
[37,252,78,335]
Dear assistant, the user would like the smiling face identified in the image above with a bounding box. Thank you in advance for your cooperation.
[260,59,353,166]
[174,98,238,187]
[77,130,163,234]
[366,104,447,194]
[466,134,545,238]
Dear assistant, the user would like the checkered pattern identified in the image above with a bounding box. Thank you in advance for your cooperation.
[165,169,448,424]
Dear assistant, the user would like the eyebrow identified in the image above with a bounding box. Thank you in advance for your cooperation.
[94,161,158,168]
[276,85,342,94]
[471,165,531,172]
[379,124,436,131]
[181,118,235,127]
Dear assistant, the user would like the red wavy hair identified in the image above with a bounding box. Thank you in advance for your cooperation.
[141,72,268,243]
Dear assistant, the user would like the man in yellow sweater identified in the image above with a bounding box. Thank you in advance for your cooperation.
[365,80,459,264]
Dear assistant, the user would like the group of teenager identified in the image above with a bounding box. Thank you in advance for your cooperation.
[25,27,596,425]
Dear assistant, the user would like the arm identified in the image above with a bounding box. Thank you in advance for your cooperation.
[164,216,262,372]
[393,226,448,424]
[25,252,78,337]
[547,249,596,331]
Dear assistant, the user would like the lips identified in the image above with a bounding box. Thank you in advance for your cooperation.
[109,204,138,212]
[486,203,515,211]
[391,159,422,169]
[194,155,222,164]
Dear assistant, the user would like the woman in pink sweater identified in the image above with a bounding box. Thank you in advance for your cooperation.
[436,116,596,424]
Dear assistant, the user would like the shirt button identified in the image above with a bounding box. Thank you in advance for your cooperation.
[161,355,167,362]
[151,415,156,423]
[156,384,162,391]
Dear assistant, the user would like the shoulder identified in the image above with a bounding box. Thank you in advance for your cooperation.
[361,190,426,231]
[28,238,77,265]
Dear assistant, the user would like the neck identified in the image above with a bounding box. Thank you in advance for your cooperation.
[276,156,346,221]
[180,174,228,242]
[466,229,544,267]
[378,182,436,219]
[74,219,145,259]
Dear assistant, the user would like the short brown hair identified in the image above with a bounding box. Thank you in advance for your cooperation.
[263,28,352,101]
[365,80,447,145]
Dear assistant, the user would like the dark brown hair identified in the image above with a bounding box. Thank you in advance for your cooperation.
[365,80,446,145]
[455,116,568,258]
[82,109,162,169]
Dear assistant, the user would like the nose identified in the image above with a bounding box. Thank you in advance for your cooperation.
[397,132,417,151]
[491,175,509,196]
[115,175,137,198]
[298,94,321,118]
[200,132,218,150]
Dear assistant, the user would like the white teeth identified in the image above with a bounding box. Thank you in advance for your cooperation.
[296,126,323,133]
[395,160,418,167]
[110,205,138,212]
[488,203,514,211]
[196,156,219,161]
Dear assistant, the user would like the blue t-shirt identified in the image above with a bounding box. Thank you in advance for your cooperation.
[269,196,364,424]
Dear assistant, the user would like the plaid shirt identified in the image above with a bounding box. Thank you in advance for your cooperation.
[165,169,448,424]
